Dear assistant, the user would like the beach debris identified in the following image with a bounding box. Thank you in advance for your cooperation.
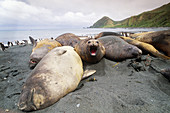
[86,77,97,82]
[112,62,119,68]
[128,60,146,72]
[76,103,80,108]
[5,109,9,112]
[144,54,152,66]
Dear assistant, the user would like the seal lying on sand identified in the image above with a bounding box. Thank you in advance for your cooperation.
[95,32,120,39]
[55,33,80,48]
[120,36,170,60]
[29,37,62,69]
[18,46,95,111]
[130,31,154,38]
[75,38,105,63]
[98,36,142,61]
[134,30,170,57]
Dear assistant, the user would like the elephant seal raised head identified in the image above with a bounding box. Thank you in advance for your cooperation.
[18,46,92,111]
[29,36,62,69]
[55,33,80,48]
[75,38,105,63]
[98,36,142,61]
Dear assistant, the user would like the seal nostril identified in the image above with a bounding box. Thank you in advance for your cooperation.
[18,102,27,110]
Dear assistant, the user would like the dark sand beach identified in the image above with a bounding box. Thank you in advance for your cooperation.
[0,44,170,113]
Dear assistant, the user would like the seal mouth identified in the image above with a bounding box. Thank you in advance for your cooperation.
[90,46,97,56]
[29,59,39,69]
[30,59,39,64]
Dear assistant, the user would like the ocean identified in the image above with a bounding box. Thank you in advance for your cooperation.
[0,27,170,44]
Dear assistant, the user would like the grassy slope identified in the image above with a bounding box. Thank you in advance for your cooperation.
[91,3,170,28]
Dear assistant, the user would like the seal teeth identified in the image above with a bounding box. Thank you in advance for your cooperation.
[90,46,97,56]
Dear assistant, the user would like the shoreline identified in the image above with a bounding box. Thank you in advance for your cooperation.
[1,27,170,44]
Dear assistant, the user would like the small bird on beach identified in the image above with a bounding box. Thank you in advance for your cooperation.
[0,43,8,51]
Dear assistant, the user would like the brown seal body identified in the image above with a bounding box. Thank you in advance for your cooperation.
[18,46,83,111]
[29,37,62,69]
[135,30,170,56]
[121,36,170,60]
[98,36,142,61]
[55,33,80,48]
[95,32,120,39]
[75,38,105,63]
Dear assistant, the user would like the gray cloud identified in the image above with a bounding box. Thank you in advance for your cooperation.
[0,0,169,29]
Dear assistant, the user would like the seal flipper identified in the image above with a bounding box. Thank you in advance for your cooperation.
[82,70,96,80]
[75,70,96,91]
[29,36,37,47]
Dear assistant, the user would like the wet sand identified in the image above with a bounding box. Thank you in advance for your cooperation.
[0,44,170,113]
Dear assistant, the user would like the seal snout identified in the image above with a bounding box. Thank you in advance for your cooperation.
[132,49,142,56]
[18,89,37,111]
[29,58,39,69]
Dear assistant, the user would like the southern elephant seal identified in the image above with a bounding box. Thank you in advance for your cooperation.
[95,32,120,39]
[75,38,105,63]
[135,30,170,56]
[121,36,170,60]
[98,36,142,61]
[55,33,80,48]
[18,46,89,111]
[29,36,62,69]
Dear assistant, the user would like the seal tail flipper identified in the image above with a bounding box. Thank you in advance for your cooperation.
[82,70,96,80]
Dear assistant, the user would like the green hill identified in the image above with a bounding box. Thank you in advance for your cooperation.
[90,2,170,28]
[90,16,116,28]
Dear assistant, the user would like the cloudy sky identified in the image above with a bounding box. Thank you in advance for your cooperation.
[0,0,169,30]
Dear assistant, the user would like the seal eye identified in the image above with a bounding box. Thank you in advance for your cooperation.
[96,41,99,44]
[88,41,91,44]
